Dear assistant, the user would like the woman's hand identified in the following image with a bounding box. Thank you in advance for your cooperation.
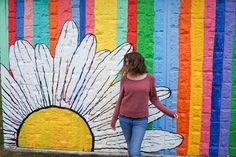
[111,123,116,131]
[174,113,178,119]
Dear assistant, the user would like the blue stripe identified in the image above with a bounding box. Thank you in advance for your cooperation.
[72,0,80,43]
[153,0,166,88]
[153,0,168,154]
[16,0,24,40]
[80,0,86,41]
[154,0,180,155]
[209,0,225,156]
[164,0,180,155]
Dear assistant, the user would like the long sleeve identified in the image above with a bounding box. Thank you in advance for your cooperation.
[111,79,124,128]
[149,75,175,118]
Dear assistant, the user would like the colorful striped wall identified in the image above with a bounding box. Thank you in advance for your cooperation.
[1,0,236,156]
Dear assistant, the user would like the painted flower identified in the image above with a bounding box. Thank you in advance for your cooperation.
[1,21,182,153]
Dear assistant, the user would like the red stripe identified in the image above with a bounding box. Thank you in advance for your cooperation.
[58,0,72,33]
[127,0,137,51]
[8,0,16,46]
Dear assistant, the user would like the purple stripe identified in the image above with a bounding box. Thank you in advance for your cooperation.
[219,0,235,156]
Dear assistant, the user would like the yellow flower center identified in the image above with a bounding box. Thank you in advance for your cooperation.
[18,107,93,151]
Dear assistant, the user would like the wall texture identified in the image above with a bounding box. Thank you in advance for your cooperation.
[0,0,236,156]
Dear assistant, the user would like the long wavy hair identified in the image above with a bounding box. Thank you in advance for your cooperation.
[120,52,147,76]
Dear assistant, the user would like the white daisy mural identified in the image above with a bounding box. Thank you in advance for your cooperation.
[1,21,182,153]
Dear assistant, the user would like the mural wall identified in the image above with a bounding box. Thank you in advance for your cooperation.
[0,0,235,156]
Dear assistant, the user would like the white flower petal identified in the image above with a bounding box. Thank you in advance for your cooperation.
[53,21,78,106]
[86,81,119,124]
[55,21,78,59]
[58,34,96,108]
[1,65,31,118]
[142,130,183,152]
[9,41,43,110]
[156,86,171,100]
[94,130,183,153]
[35,44,53,107]
[148,104,163,123]
[78,43,132,117]
[94,132,126,152]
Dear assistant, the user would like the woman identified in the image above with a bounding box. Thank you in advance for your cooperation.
[111,52,178,157]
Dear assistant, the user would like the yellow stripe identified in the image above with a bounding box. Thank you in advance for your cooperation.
[188,0,204,155]
[94,0,117,51]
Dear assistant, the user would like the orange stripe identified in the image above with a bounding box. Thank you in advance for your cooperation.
[49,0,59,57]
[177,0,191,155]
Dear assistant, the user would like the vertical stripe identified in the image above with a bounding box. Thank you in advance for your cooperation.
[137,0,154,73]
[80,0,86,41]
[188,0,204,155]
[153,0,168,152]
[94,0,117,51]
[8,0,16,46]
[153,0,166,86]
[72,0,80,43]
[16,0,24,40]
[86,0,94,34]
[153,0,166,137]
[165,0,180,154]
[24,0,33,44]
[219,0,235,156]
[154,0,180,155]
[209,0,225,156]
[116,0,128,47]
[177,0,191,155]
[229,3,236,156]
[0,0,9,68]
[200,0,216,156]
[58,0,72,33]
[127,0,137,51]
[49,0,58,57]
[33,0,49,47]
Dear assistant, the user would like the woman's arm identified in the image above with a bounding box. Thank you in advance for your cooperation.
[111,79,124,129]
[149,75,175,118]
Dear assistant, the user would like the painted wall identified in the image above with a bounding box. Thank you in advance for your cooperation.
[0,0,236,156]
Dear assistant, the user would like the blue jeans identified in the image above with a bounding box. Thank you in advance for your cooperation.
[119,115,148,157]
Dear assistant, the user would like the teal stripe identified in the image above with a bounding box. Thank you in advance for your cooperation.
[33,0,49,47]
[116,0,128,46]
[0,0,9,68]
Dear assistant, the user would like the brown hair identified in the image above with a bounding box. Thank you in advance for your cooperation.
[120,52,147,76]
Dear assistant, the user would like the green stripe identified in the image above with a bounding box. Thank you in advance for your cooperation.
[0,0,9,68]
[116,0,128,47]
[137,0,154,73]
[33,0,49,47]
[229,11,236,156]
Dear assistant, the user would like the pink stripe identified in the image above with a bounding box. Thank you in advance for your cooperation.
[24,0,33,44]
[86,0,94,34]
[58,0,72,33]
[200,0,216,155]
